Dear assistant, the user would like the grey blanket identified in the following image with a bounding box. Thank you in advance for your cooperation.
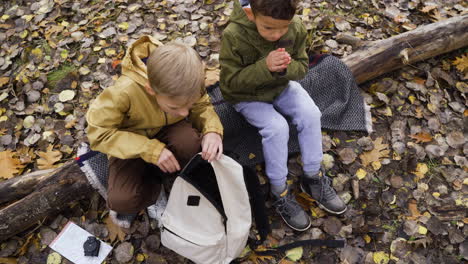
[208,55,370,166]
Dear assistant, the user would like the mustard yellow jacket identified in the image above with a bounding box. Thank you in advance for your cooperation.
[86,36,223,164]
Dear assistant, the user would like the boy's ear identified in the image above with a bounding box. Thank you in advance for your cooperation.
[144,83,156,96]
[244,7,255,21]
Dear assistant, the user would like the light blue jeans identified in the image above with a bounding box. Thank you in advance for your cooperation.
[234,81,323,186]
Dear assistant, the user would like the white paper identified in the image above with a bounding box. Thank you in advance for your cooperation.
[49,221,112,264]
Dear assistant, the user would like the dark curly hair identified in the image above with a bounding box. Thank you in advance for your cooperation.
[250,0,298,20]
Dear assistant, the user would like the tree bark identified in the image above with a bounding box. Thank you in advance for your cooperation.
[0,162,93,241]
[343,14,468,84]
[0,168,55,204]
[1,14,467,241]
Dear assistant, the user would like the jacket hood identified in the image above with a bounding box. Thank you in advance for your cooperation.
[230,0,257,30]
[121,35,163,87]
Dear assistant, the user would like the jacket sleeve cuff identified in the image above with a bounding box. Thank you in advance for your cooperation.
[141,139,166,165]
[202,126,224,138]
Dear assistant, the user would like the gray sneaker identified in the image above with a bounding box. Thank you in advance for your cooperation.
[300,171,347,215]
[272,187,311,231]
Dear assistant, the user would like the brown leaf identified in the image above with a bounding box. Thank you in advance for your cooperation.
[37,145,63,170]
[407,199,422,220]
[409,132,433,143]
[104,215,126,243]
[453,54,468,73]
[205,69,219,87]
[0,76,9,88]
[0,258,17,264]
[248,251,275,264]
[0,150,25,179]
[359,137,390,167]
[420,5,437,13]
[112,60,122,69]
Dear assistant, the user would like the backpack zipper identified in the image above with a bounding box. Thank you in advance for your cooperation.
[163,227,202,246]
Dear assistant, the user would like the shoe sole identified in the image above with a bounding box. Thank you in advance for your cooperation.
[300,184,347,215]
[278,213,312,232]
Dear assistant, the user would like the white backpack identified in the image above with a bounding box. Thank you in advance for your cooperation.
[160,153,252,264]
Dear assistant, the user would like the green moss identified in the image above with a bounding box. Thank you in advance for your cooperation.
[47,64,77,88]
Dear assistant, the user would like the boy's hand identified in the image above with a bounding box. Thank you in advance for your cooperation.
[266,48,291,72]
[201,132,223,162]
[157,148,181,173]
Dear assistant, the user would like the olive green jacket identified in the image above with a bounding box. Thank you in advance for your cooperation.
[86,36,223,165]
[219,0,309,104]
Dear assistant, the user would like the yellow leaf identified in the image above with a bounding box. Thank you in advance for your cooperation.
[248,153,256,160]
[36,145,63,170]
[118,22,129,31]
[373,251,390,264]
[418,225,427,235]
[359,137,390,167]
[302,8,311,16]
[60,49,69,59]
[408,95,416,104]
[285,247,303,261]
[0,76,9,88]
[356,168,367,180]
[47,252,62,264]
[364,234,371,243]
[136,253,145,262]
[453,54,468,73]
[20,30,28,38]
[104,215,126,242]
[412,163,428,180]
[371,161,382,171]
[0,150,25,179]
[432,192,440,198]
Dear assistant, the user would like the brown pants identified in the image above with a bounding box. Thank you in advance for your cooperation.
[107,120,201,214]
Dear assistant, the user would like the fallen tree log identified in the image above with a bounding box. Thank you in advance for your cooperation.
[343,14,468,84]
[1,14,467,241]
[0,162,93,241]
[0,168,55,204]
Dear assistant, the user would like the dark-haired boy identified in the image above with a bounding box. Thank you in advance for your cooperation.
[219,0,346,231]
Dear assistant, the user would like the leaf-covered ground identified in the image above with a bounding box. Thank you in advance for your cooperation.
[0,0,467,263]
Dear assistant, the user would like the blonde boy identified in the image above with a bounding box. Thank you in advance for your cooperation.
[86,36,223,227]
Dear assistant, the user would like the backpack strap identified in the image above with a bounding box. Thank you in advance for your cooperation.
[254,239,345,256]
[242,166,270,247]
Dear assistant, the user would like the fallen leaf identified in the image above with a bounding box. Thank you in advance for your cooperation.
[112,60,122,69]
[105,215,126,242]
[364,234,372,243]
[412,163,428,180]
[453,54,468,73]
[418,225,427,235]
[248,252,275,264]
[36,145,63,170]
[407,199,422,220]
[359,137,390,167]
[373,251,390,264]
[46,252,62,264]
[356,168,367,180]
[0,258,17,264]
[0,150,25,179]
[285,247,303,261]
[409,132,432,143]
[0,76,9,88]
[58,90,76,102]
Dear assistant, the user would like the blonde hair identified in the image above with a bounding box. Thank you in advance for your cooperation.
[147,43,205,99]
